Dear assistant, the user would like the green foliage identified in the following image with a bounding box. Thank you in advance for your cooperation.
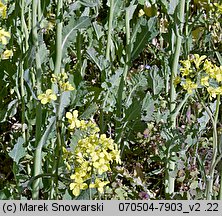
[1,0,222,200]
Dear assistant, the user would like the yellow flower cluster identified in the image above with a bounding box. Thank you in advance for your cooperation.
[67,110,121,197]
[0,3,13,60]
[177,54,222,99]
[66,110,100,134]
[37,72,74,104]
[51,72,74,92]
[37,89,57,104]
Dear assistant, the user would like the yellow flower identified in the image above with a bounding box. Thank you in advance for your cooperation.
[1,49,13,59]
[180,60,191,76]
[59,72,68,81]
[0,28,10,45]
[200,76,209,86]
[204,59,214,75]
[91,152,99,162]
[215,66,222,82]
[193,54,206,69]
[66,110,81,129]
[207,87,221,100]
[173,76,181,86]
[60,81,75,91]
[93,158,109,175]
[182,79,198,94]
[0,1,7,19]
[89,178,109,194]
[138,9,145,17]
[37,89,57,104]
[70,182,88,196]
[51,74,57,83]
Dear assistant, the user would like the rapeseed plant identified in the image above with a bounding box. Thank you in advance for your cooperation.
[178,54,222,98]
[66,111,121,197]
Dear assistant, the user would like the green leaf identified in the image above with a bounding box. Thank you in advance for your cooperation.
[63,189,73,200]
[58,91,71,120]
[80,103,98,119]
[147,65,164,95]
[126,2,137,22]
[138,0,145,5]
[101,68,123,112]
[0,99,18,122]
[9,137,26,164]
[62,16,91,55]
[216,51,222,65]
[126,72,147,107]
[92,21,104,40]
[131,17,158,60]
[39,41,49,65]
[190,180,198,189]
[125,99,141,121]
[78,0,100,7]
[86,47,109,72]
[141,92,155,121]
[168,0,179,15]
[75,188,97,200]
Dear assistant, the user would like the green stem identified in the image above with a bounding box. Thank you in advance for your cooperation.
[50,94,63,199]
[54,0,63,76]
[32,0,43,200]
[50,118,62,199]
[105,0,114,62]
[77,30,82,76]
[184,0,191,57]
[123,9,131,80]
[49,0,63,199]
[21,0,29,51]
[166,0,186,197]
[20,0,30,142]
[38,0,43,23]
[219,169,222,200]
[196,93,219,199]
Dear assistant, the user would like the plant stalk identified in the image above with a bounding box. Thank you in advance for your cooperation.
[166,0,186,197]
[196,93,220,199]
[54,0,63,76]
[32,0,43,200]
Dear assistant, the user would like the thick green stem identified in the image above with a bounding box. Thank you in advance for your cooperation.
[32,0,43,200]
[184,0,191,57]
[20,0,27,141]
[49,0,63,199]
[196,93,219,199]
[77,30,82,76]
[50,111,62,199]
[54,0,63,76]
[21,0,29,51]
[166,0,186,197]
[105,0,114,62]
